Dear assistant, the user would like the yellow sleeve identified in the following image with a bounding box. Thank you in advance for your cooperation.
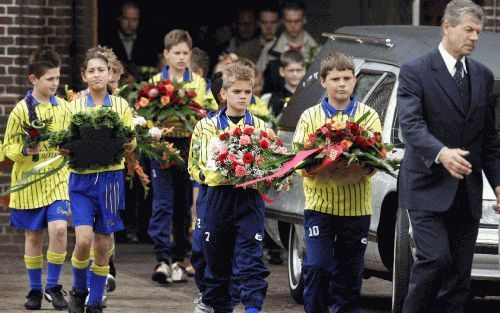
[0,142,4,162]
[202,90,218,111]
[364,109,382,134]
[190,74,207,107]
[122,105,137,152]
[149,73,162,84]
[188,119,204,184]
[3,104,28,162]
[292,113,311,150]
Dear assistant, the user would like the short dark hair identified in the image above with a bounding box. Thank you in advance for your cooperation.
[164,29,193,50]
[210,71,223,107]
[259,6,280,19]
[191,47,210,77]
[282,0,305,14]
[28,48,61,78]
[320,52,355,79]
[280,50,304,68]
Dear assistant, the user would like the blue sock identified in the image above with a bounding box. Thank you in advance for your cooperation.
[87,263,109,306]
[27,268,43,291]
[24,255,43,291]
[71,256,90,290]
[46,262,63,289]
[246,307,260,313]
[46,251,66,289]
[86,260,93,289]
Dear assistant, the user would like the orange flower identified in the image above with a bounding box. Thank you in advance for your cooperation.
[160,95,170,106]
[139,97,149,107]
[340,139,353,150]
[330,120,346,130]
[165,84,175,96]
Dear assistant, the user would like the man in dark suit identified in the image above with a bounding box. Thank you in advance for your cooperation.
[397,1,500,312]
[100,2,157,68]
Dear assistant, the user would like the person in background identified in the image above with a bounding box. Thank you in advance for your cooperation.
[148,29,205,284]
[257,1,317,94]
[227,8,257,53]
[100,2,157,68]
[236,7,280,63]
[268,50,306,117]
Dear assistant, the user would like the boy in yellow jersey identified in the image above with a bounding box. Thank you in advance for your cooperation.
[3,49,70,310]
[65,47,135,313]
[192,63,270,313]
[148,29,202,284]
[293,52,381,313]
[236,58,270,120]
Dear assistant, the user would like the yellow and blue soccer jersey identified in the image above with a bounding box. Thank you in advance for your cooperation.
[248,95,269,120]
[293,97,382,216]
[188,112,218,185]
[67,92,136,175]
[150,66,208,137]
[197,108,268,187]
[3,95,71,209]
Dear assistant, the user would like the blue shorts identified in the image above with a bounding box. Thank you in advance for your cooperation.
[10,200,69,230]
[69,170,125,235]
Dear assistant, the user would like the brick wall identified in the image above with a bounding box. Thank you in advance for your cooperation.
[0,0,91,254]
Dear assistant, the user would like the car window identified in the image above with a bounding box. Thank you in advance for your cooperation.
[365,73,396,123]
[353,73,383,101]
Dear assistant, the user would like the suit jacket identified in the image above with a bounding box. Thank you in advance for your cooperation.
[100,31,158,68]
[397,49,499,219]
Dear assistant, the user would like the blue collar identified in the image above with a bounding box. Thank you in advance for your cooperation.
[161,65,192,82]
[26,90,59,106]
[85,92,112,107]
[250,95,256,104]
[207,110,217,118]
[216,107,254,130]
[321,97,358,118]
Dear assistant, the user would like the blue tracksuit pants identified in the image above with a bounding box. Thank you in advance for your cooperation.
[302,210,370,313]
[202,186,270,313]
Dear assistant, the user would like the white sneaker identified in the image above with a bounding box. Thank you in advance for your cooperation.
[193,300,214,313]
[152,261,172,284]
[84,286,107,306]
[106,274,116,292]
[171,262,188,282]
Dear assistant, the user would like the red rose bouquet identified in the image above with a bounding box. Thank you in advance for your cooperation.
[208,125,292,193]
[132,79,206,132]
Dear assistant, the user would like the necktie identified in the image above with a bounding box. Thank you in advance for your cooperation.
[453,61,465,98]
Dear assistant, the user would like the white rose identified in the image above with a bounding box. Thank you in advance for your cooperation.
[148,127,163,141]
[133,116,147,127]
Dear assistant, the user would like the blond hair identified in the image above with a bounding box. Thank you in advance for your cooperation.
[222,62,254,90]
[163,29,192,50]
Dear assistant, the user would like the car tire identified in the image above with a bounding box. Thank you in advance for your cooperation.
[392,208,413,313]
[288,224,305,304]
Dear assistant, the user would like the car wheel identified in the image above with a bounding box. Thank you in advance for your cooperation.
[392,208,414,313]
[288,224,305,304]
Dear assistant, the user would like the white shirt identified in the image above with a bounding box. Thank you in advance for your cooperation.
[438,43,468,78]
[434,43,468,164]
[118,31,136,61]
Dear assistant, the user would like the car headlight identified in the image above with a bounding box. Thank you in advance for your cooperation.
[480,200,499,226]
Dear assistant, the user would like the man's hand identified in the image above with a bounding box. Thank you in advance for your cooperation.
[24,145,40,156]
[494,186,500,214]
[438,148,472,179]
[58,148,69,157]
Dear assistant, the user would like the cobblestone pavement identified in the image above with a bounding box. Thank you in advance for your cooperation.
[0,244,498,312]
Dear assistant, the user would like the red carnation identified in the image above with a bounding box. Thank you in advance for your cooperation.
[158,86,167,95]
[260,130,267,137]
[259,138,270,149]
[187,91,197,98]
[243,152,254,164]
[164,78,171,85]
[277,140,283,147]
[219,132,229,140]
[368,138,376,146]
[28,129,40,138]
[231,162,238,169]
[233,128,242,136]
[217,153,227,164]
[244,126,254,135]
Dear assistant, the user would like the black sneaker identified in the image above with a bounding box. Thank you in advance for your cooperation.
[67,288,88,313]
[44,284,68,310]
[24,289,43,310]
[86,303,106,313]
